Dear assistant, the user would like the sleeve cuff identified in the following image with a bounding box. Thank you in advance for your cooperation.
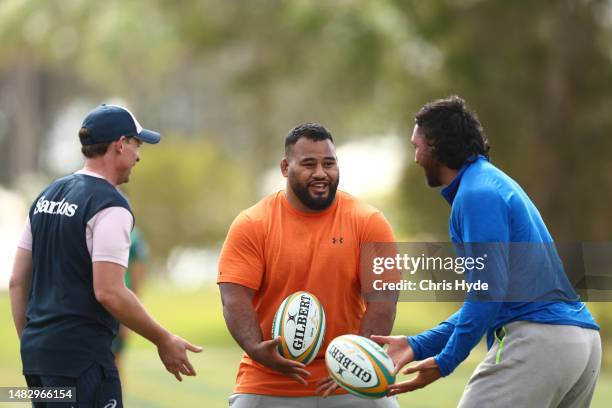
[16,243,33,252]
[92,255,128,268]
[434,354,457,377]
[407,336,424,361]
[216,274,261,291]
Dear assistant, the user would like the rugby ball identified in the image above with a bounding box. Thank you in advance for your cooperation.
[325,334,395,398]
[271,291,326,365]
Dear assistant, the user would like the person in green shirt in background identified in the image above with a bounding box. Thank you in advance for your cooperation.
[112,226,149,376]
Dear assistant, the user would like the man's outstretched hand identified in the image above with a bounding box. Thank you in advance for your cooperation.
[248,337,312,385]
[388,357,442,395]
[157,333,203,381]
[371,335,442,395]
[370,334,414,374]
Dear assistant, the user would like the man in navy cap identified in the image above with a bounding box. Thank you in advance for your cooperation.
[9,104,202,407]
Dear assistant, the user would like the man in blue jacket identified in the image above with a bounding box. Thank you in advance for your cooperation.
[373,96,601,407]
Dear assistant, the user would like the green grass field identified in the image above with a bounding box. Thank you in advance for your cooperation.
[1,284,610,407]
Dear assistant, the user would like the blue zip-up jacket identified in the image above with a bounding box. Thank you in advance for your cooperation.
[408,156,598,376]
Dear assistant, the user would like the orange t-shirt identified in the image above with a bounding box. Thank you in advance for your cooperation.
[217,190,396,396]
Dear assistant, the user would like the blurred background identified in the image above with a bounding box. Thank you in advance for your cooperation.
[1,0,611,406]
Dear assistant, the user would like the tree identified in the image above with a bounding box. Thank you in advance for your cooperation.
[395,0,612,240]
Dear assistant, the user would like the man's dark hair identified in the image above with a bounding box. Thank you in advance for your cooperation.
[79,127,111,158]
[415,96,490,169]
[79,128,136,158]
[285,123,334,154]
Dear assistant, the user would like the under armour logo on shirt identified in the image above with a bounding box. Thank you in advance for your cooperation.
[332,237,344,244]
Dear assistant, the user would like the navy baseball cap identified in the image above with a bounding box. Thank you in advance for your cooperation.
[80,104,161,145]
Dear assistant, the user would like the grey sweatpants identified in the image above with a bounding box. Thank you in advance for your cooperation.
[458,321,601,408]
[228,393,399,408]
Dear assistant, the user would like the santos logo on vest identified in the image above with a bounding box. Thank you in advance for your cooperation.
[34,195,79,217]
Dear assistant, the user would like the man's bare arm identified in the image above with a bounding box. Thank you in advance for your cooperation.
[219,283,262,352]
[359,299,397,338]
[93,261,202,381]
[9,248,33,339]
[219,282,310,384]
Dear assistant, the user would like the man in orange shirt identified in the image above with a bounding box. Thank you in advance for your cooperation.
[218,123,399,407]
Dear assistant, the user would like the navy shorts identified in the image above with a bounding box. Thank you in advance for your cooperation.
[25,363,122,408]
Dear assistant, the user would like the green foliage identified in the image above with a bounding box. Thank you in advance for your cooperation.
[3,1,612,242]
[158,0,422,161]
[125,136,250,258]
[394,0,612,240]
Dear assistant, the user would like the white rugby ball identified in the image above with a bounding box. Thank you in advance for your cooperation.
[325,334,396,398]
[271,291,326,365]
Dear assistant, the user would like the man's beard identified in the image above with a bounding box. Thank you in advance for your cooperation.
[289,177,340,211]
[424,161,442,187]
